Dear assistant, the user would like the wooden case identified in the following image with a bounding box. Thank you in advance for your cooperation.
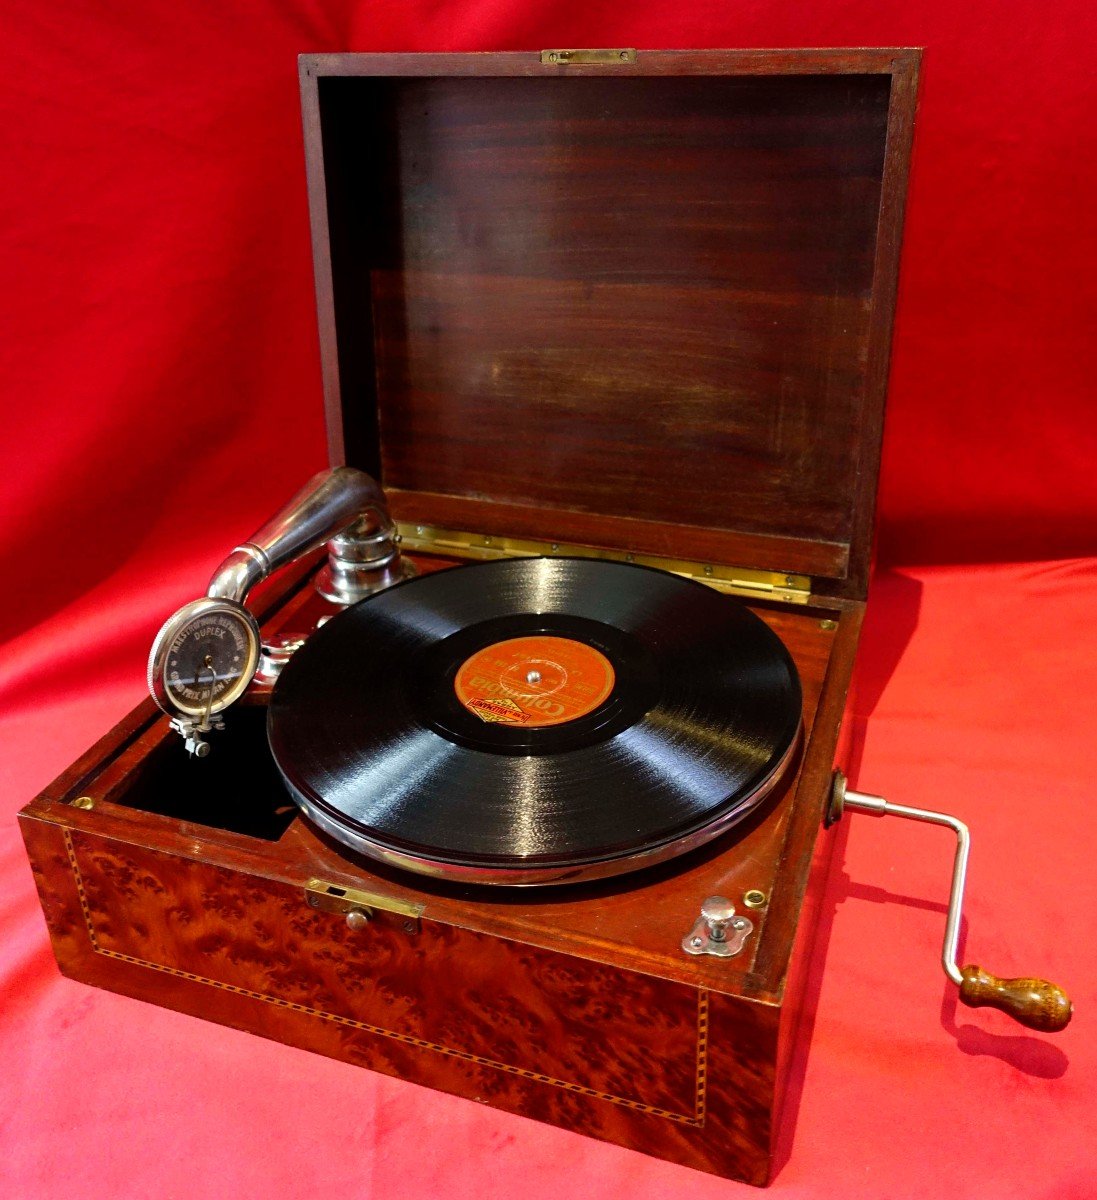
[19,49,919,1186]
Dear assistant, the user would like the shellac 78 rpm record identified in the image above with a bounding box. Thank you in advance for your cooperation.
[267,557,802,885]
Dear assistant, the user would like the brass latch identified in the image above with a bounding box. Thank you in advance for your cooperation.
[305,878,423,933]
[541,48,637,66]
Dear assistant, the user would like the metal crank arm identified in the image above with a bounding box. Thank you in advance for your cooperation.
[826,770,1072,1033]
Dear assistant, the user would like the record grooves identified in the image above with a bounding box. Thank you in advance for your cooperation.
[268,557,803,885]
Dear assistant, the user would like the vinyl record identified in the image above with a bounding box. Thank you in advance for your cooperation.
[267,557,802,885]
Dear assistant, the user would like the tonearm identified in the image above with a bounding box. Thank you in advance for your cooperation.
[147,467,409,755]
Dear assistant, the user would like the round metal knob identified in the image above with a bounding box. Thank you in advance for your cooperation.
[701,896,736,941]
[346,909,370,931]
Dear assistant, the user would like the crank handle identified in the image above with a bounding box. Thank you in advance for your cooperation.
[826,771,1072,1033]
[206,467,389,604]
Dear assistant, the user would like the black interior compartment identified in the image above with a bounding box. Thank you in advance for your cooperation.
[113,705,297,840]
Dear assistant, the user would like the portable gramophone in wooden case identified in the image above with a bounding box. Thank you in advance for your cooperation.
[18,49,1069,1186]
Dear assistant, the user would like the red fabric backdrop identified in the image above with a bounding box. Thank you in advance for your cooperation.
[2,0,1095,701]
[1,3,1095,1198]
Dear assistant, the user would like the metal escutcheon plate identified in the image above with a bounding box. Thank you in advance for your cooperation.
[681,911,754,958]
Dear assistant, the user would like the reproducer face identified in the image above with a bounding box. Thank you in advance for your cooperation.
[148,597,261,721]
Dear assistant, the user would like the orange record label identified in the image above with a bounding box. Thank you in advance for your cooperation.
[454,636,616,727]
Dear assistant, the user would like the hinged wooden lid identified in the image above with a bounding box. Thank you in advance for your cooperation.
[300,49,919,600]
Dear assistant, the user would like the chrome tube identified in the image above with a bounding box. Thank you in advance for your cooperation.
[206,467,387,603]
[843,788,969,986]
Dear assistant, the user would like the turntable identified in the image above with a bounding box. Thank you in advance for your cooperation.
[18,49,1070,1186]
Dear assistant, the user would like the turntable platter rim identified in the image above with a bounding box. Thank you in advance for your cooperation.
[267,556,803,887]
[282,728,800,886]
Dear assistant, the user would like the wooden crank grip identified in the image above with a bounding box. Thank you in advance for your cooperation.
[959,966,1072,1032]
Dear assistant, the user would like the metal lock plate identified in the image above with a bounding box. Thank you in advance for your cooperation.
[540,48,637,65]
[305,878,423,933]
[681,896,754,958]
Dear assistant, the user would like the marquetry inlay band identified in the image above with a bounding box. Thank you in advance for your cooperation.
[63,830,708,1127]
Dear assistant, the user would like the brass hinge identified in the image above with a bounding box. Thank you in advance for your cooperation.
[541,48,637,66]
[395,523,812,605]
[305,878,423,932]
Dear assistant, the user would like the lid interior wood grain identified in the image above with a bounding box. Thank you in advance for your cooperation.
[302,51,919,598]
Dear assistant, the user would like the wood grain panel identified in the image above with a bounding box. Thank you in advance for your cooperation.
[69,830,702,1121]
[35,817,789,1180]
[310,69,894,581]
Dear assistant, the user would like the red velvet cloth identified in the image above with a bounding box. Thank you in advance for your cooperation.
[2,1,1095,1195]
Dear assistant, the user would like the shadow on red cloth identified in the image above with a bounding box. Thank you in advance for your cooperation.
[774,566,1068,1175]
[775,842,1069,1175]
[844,567,924,787]
[774,567,923,1174]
